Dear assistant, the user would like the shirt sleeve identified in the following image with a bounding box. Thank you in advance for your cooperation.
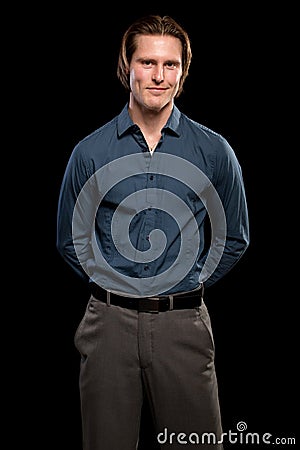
[56,144,94,284]
[203,137,250,288]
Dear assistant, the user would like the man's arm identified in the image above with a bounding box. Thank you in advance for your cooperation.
[56,145,94,284]
[203,138,250,288]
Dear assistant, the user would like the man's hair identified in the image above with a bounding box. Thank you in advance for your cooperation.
[117,15,192,98]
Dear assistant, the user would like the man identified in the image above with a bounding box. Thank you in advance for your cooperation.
[57,14,249,450]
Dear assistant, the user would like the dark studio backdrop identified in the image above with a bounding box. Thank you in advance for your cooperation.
[20,4,296,449]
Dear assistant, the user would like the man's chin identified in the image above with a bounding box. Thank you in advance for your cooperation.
[144,100,171,113]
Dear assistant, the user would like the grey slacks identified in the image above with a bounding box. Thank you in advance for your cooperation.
[74,295,223,450]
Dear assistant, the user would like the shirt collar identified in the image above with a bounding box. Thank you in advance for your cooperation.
[117,103,181,137]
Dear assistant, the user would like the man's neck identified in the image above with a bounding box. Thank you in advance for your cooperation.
[128,99,173,135]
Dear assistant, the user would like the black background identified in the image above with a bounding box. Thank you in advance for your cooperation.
[15,3,297,449]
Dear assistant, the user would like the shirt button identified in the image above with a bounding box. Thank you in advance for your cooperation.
[149,175,154,180]
[144,266,149,271]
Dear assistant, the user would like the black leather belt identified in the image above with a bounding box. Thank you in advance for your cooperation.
[90,282,203,313]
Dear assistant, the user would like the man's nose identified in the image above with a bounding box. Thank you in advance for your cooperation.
[152,65,164,83]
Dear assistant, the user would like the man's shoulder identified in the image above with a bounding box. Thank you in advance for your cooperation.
[78,115,118,146]
[181,113,224,140]
[180,113,231,153]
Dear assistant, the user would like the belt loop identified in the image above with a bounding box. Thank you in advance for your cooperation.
[169,295,174,311]
[106,291,111,306]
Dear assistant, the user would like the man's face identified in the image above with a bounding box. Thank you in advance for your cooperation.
[129,34,183,112]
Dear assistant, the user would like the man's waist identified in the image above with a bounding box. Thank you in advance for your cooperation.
[89,282,204,313]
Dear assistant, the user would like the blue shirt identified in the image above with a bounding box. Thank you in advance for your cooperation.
[56,104,249,297]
